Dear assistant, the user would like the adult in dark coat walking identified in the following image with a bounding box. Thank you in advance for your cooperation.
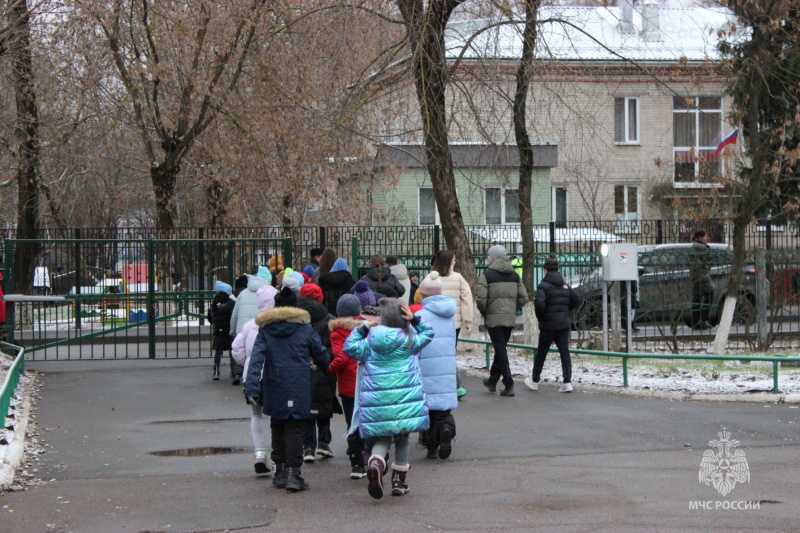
[690,230,714,329]
[208,281,235,381]
[525,257,582,393]
[245,287,330,493]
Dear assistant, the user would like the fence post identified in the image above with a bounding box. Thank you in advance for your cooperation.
[147,239,156,360]
[74,227,81,330]
[3,239,14,344]
[549,222,556,254]
[656,220,663,245]
[227,241,235,286]
[433,225,440,255]
[765,218,772,250]
[283,237,293,270]
[351,237,359,282]
[319,226,326,249]
[756,249,769,349]
[198,227,205,326]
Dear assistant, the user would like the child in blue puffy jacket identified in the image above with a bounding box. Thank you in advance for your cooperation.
[343,298,433,500]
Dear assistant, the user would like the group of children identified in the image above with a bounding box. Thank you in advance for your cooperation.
[208,251,461,500]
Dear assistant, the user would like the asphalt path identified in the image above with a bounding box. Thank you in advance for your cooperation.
[1,358,799,532]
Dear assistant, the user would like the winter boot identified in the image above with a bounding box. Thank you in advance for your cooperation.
[316,442,334,458]
[483,377,497,392]
[438,425,454,460]
[212,365,220,381]
[303,448,316,463]
[500,384,515,397]
[426,446,439,460]
[391,463,410,496]
[285,467,309,492]
[272,463,288,488]
[349,453,366,479]
[254,449,269,475]
[367,454,387,500]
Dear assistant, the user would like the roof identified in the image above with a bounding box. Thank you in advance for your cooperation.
[445,5,737,63]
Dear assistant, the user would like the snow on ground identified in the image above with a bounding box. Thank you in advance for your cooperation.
[457,344,800,395]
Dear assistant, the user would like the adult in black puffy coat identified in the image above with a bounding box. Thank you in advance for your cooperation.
[360,254,405,298]
[245,287,330,492]
[527,257,582,393]
[207,283,235,381]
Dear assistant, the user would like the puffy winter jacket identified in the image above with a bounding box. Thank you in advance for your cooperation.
[327,317,363,398]
[476,257,529,328]
[343,317,434,438]
[296,296,333,349]
[415,295,458,411]
[361,267,406,298]
[319,270,356,316]
[424,270,474,329]
[230,276,273,336]
[534,271,582,331]
[245,307,330,420]
[207,292,235,351]
[389,264,412,299]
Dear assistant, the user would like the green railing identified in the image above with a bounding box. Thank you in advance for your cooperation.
[0,341,25,422]
[458,338,800,393]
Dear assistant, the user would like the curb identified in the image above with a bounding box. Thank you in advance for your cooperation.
[0,375,34,491]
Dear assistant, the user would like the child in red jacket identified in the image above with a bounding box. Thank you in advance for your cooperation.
[326,294,366,479]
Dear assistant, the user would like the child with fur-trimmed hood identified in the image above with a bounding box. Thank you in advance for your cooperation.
[245,287,330,493]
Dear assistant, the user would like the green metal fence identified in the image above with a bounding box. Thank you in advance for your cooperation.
[1,341,25,422]
[2,238,292,360]
[459,338,800,393]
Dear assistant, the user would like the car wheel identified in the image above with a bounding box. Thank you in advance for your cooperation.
[573,297,603,330]
[732,294,756,326]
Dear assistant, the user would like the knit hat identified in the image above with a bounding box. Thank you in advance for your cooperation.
[330,258,350,274]
[353,280,376,307]
[301,272,312,284]
[300,283,323,303]
[288,271,305,287]
[336,294,362,318]
[303,265,315,278]
[419,271,443,297]
[282,276,301,293]
[488,245,507,261]
[274,286,298,308]
[214,280,232,294]
[284,267,294,277]
[256,285,277,312]
[234,274,249,292]
[256,266,272,283]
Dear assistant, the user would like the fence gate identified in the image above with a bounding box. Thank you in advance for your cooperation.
[1,238,292,361]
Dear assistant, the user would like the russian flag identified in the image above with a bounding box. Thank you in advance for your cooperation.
[713,128,739,158]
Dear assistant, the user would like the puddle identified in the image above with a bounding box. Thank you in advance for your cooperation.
[148,446,249,457]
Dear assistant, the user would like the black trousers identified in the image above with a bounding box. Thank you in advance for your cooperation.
[487,326,514,388]
[421,409,456,448]
[304,417,332,450]
[532,328,572,384]
[270,417,305,468]
[340,395,364,459]
[692,291,713,326]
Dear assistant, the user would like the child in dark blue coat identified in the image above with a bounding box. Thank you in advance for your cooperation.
[245,287,330,493]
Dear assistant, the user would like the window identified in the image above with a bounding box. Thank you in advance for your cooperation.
[614,97,640,144]
[419,188,439,226]
[673,96,722,185]
[552,186,567,227]
[614,185,640,233]
[485,188,521,224]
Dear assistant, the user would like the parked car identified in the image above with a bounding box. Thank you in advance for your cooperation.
[568,243,760,329]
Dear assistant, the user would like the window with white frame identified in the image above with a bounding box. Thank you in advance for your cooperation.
[614,97,639,144]
[552,186,567,228]
[485,188,520,224]
[419,188,439,226]
[673,96,723,185]
[614,185,640,233]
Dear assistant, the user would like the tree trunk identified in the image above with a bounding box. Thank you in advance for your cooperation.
[712,213,748,354]
[151,161,179,229]
[9,0,41,293]
[398,0,476,291]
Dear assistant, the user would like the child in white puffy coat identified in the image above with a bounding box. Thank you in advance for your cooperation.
[232,284,278,475]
